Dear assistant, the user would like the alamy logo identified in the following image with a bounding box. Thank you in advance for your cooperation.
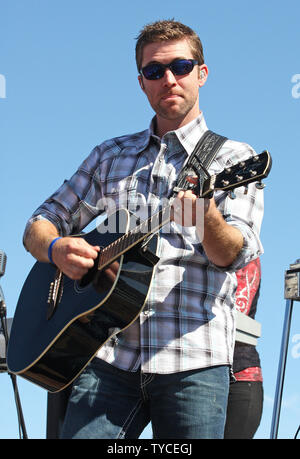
[291,74,300,99]
[291,334,300,359]
[0,74,6,98]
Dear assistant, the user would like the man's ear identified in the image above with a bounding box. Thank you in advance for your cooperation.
[198,64,209,87]
[138,74,145,91]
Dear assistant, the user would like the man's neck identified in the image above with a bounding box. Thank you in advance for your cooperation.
[155,110,202,138]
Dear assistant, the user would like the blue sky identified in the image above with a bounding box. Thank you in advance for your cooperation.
[1,0,300,439]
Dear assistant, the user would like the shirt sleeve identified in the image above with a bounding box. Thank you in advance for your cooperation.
[207,140,265,272]
[23,146,105,245]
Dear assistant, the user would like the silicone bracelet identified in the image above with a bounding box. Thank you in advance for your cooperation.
[48,237,62,264]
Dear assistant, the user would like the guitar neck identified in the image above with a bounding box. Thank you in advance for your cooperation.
[97,149,272,271]
[97,205,172,270]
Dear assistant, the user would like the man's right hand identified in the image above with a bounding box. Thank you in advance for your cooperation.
[51,237,100,280]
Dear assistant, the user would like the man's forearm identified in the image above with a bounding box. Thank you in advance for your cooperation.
[173,190,244,268]
[24,219,100,280]
[200,199,244,268]
[24,219,60,262]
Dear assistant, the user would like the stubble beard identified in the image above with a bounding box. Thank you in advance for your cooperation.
[155,93,199,122]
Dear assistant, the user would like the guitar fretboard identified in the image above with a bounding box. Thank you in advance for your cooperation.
[97,205,172,270]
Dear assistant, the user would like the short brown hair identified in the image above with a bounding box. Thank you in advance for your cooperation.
[135,19,205,71]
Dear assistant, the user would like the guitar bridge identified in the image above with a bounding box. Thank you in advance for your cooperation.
[47,268,64,320]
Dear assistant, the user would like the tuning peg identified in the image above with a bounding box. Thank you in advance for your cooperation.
[221,179,230,186]
[255,181,265,190]
[228,190,236,200]
[235,175,244,182]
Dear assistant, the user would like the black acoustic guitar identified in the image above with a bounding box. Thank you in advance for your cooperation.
[7,151,272,392]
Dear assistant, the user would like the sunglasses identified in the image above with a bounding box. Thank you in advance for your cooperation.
[140,59,199,80]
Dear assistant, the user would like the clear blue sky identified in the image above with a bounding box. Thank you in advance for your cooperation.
[1,0,300,439]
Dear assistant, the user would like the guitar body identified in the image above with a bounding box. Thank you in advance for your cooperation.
[7,209,159,392]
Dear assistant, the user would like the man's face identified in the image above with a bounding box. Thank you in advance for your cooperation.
[138,39,208,131]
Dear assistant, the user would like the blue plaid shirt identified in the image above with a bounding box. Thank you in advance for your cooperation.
[25,114,264,373]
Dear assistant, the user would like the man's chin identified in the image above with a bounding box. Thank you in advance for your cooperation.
[157,104,188,121]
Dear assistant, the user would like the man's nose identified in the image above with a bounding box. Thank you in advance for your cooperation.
[162,69,177,86]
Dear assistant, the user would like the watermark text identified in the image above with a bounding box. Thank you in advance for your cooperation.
[0,74,6,98]
[291,74,300,99]
[107,442,192,456]
[292,334,300,359]
[95,192,204,240]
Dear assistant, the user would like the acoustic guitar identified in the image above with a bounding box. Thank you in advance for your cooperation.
[7,151,272,392]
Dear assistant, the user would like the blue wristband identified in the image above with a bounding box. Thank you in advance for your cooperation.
[48,237,62,264]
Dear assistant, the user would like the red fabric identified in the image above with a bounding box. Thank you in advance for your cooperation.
[235,258,261,315]
[234,366,263,382]
[234,259,262,382]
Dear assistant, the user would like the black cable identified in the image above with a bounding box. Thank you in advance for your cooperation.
[0,302,28,439]
[9,372,28,439]
[294,424,300,439]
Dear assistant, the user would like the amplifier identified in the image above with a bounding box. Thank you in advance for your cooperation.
[284,259,300,301]
[235,311,261,345]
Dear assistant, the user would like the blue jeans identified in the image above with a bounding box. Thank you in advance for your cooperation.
[60,358,229,439]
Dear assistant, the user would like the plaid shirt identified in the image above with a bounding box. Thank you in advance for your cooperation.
[25,114,264,374]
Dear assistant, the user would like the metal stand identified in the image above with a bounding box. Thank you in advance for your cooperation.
[270,299,294,438]
[270,260,300,439]
[0,316,28,439]
[0,251,28,439]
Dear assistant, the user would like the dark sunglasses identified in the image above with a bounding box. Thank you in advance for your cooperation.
[140,59,199,80]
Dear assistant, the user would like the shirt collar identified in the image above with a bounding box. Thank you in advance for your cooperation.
[136,113,208,155]
[173,113,208,156]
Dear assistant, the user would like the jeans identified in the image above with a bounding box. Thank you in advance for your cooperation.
[60,358,230,439]
[224,380,263,439]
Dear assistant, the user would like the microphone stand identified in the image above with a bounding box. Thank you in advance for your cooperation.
[0,288,28,439]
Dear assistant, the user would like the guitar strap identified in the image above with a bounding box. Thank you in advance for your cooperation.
[172,130,228,197]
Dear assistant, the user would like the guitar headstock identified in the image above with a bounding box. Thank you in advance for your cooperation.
[201,150,272,198]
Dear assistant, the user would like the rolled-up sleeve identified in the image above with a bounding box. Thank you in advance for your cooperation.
[23,146,104,244]
[207,140,265,272]
[221,183,264,271]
